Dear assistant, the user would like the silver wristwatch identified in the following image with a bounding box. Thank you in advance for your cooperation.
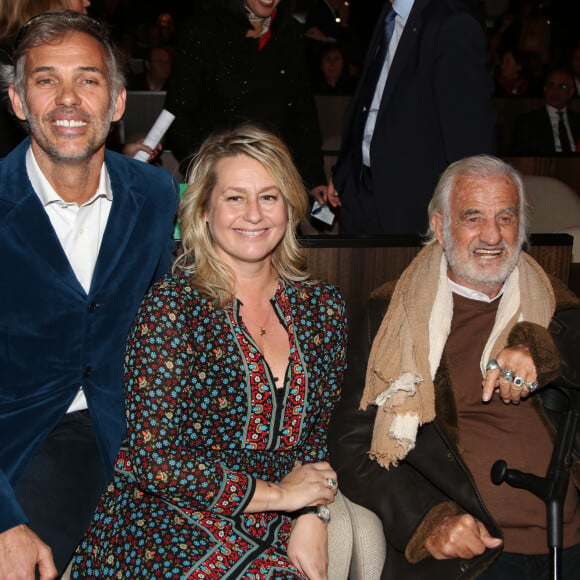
[291,504,331,523]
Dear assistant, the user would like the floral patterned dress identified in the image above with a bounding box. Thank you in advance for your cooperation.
[71,273,347,578]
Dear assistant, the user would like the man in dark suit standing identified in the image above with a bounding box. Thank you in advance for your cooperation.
[318,0,496,235]
[512,67,580,154]
[0,12,178,578]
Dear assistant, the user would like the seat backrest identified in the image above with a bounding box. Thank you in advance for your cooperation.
[524,175,580,232]
[524,175,580,262]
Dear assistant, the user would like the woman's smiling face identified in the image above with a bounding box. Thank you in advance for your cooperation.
[205,154,287,272]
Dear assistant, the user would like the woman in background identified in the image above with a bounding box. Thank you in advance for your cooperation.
[164,0,328,197]
[494,46,531,97]
[72,124,347,579]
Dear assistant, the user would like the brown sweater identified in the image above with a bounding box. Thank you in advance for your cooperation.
[446,293,580,554]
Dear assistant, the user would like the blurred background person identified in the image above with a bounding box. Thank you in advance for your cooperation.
[321,0,497,235]
[494,46,532,97]
[512,66,580,153]
[156,11,177,47]
[71,123,347,579]
[312,43,356,95]
[164,0,328,197]
[303,0,353,82]
[489,0,551,85]
[127,44,173,91]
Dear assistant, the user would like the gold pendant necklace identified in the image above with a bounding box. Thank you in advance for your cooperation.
[242,304,272,336]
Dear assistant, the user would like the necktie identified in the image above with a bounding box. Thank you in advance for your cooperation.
[360,9,397,110]
[385,8,397,48]
[558,111,572,152]
[372,9,397,74]
[358,6,399,159]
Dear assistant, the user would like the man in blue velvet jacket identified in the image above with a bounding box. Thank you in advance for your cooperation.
[0,12,178,578]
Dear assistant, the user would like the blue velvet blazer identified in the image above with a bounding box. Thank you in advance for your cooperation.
[0,138,179,533]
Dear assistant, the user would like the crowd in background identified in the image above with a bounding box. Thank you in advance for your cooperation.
[71,0,579,99]
[2,1,580,160]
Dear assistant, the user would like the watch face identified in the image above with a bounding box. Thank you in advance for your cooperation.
[317,504,331,523]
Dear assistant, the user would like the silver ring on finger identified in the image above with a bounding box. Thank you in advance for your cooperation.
[513,376,524,388]
[526,381,539,393]
[501,368,514,381]
[327,477,337,489]
[486,359,501,371]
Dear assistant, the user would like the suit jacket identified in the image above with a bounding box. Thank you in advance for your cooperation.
[0,139,179,533]
[332,0,496,235]
[512,107,580,154]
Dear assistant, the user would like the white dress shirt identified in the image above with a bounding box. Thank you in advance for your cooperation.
[27,147,113,412]
[362,0,415,167]
[449,278,504,303]
[546,104,574,152]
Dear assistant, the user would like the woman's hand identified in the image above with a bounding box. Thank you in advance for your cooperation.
[288,515,329,580]
[276,461,338,512]
[245,462,337,514]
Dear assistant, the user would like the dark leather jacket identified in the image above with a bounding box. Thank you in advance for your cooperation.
[329,282,580,580]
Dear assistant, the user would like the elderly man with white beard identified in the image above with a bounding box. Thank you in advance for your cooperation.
[329,154,580,580]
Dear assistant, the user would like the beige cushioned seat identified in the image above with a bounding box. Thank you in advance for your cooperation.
[523,175,580,263]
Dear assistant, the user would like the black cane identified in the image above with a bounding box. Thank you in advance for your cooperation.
[491,387,579,580]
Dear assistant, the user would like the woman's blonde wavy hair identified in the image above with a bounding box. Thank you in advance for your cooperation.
[173,123,310,306]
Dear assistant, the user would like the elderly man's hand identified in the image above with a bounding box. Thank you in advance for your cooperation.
[482,346,537,404]
[425,514,502,560]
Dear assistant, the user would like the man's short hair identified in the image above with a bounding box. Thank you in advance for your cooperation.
[6,10,125,98]
[544,66,575,85]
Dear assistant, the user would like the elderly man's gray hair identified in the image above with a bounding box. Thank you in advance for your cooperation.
[424,154,530,248]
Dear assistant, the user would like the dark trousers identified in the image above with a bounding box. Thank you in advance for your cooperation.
[14,410,106,575]
[478,543,580,580]
[337,164,383,235]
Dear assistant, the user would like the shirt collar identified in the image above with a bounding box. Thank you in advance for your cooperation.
[546,103,568,116]
[26,145,113,207]
[448,277,505,303]
[392,0,414,21]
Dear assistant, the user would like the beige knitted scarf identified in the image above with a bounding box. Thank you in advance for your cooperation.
[360,243,555,469]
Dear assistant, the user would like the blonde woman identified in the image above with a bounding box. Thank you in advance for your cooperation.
[72,124,347,579]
